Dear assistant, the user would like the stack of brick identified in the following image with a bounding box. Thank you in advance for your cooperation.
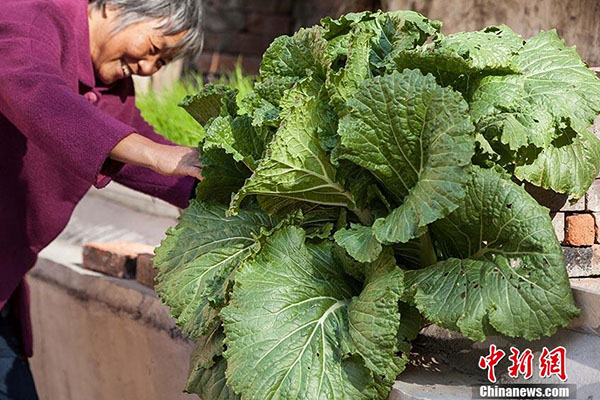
[543,180,600,278]
[82,242,159,289]
[540,111,600,278]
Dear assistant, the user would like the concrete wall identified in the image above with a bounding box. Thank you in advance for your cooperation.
[28,256,196,400]
[27,184,194,400]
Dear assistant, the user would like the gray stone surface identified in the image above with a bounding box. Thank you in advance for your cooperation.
[561,196,586,212]
[569,278,600,337]
[586,180,600,211]
[390,366,478,400]
[552,212,565,243]
[563,246,595,277]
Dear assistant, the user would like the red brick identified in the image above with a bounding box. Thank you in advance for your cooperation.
[82,242,155,279]
[594,213,600,243]
[245,13,291,34]
[564,214,596,246]
[136,253,158,288]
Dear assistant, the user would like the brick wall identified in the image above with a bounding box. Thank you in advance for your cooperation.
[528,114,600,278]
[194,0,380,76]
[545,179,600,278]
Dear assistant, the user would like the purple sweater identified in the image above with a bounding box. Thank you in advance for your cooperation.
[0,0,196,356]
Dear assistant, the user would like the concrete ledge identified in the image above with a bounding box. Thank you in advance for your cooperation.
[87,182,181,219]
[569,278,600,337]
[32,244,179,338]
[55,183,179,247]
[29,241,195,400]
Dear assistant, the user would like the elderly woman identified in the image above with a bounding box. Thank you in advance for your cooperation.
[0,0,204,397]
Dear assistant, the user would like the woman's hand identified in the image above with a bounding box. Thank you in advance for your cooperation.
[109,133,202,180]
[150,144,202,180]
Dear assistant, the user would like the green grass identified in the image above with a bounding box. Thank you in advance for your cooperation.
[136,62,255,146]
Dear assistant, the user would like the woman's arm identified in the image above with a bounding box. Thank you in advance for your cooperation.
[110,133,202,181]
[0,5,142,186]
[107,103,201,208]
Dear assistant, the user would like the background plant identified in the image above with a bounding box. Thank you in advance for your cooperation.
[136,62,254,146]
[152,10,600,400]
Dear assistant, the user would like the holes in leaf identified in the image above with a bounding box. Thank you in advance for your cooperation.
[331,55,347,72]
[551,126,576,147]
[484,26,500,34]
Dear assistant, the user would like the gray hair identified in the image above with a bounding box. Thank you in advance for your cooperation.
[89,0,204,60]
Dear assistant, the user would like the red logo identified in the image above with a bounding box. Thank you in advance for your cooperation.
[479,344,506,383]
[539,346,567,381]
[479,345,568,383]
[507,346,533,379]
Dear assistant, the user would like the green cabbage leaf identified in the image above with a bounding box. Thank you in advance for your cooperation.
[151,10,597,399]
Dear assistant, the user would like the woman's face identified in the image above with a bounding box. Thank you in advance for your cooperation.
[89,7,186,85]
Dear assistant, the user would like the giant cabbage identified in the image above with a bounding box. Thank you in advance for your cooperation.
[154,10,597,400]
